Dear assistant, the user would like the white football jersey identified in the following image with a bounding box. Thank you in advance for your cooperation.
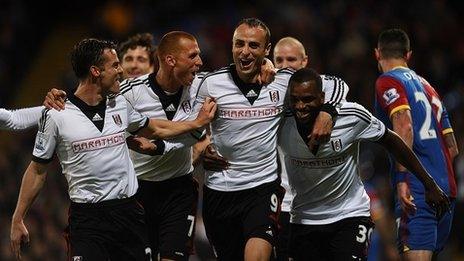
[278,102,386,225]
[279,75,349,212]
[192,65,291,191]
[120,73,205,182]
[0,106,43,130]
[32,94,148,203]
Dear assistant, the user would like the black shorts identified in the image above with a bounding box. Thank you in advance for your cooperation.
[276,211,291,261]
[289,216,374,261]
[65,196,152,261]
[202,179,285,261]
[136,174,199,260]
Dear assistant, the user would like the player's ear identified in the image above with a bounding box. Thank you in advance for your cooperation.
[165,54,176,67]
[265,43,271,56]
[302,55,309,68]
[374,48,381,60]
[90,66,101,77]
[405,50,412,61]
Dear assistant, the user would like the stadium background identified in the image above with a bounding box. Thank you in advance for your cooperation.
[0,0,463,260]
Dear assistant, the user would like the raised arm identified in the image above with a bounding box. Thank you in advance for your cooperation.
[0,107,43,131]
[10,161,48,260]
[136,97,216,139]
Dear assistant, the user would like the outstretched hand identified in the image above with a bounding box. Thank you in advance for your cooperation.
[424,181,451,219]
[43,88,67,111]
[203,144,229,171]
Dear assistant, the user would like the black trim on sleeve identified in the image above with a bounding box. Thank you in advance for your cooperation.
[320,103,338,119]
[130,117,149,135]
[32,155,53,164]
[190,129,205,140]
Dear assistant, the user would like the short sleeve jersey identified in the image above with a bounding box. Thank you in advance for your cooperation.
[374,67,456,197]
[279,102,386,225]
[32,94,148,203]
[278,74,349,212]
[120,73,206,181]
[193,65,292,191]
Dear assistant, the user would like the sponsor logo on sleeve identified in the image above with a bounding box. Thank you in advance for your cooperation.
[382,88,400,105]
[35,132,48,152]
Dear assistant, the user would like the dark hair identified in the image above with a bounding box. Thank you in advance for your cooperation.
[118,33,157,66]
[71,38,116,79]
[235,18,271,45]
[289,68,322,92]
[157,31,196,59]
[378,28,410,59]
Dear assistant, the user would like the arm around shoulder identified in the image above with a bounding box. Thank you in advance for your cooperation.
[137,97,217,139]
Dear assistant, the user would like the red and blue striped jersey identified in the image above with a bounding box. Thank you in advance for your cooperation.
[374,67,456,198]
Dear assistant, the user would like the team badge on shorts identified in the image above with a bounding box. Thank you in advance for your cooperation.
[112,114,122,127]
[269,90,280,103]
[182,101,191,114]
[331,138,343,152]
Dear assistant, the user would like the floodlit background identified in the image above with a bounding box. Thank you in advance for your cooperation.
[0,0,463,260]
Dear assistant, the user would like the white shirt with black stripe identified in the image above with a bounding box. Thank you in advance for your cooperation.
[32,94,148,203]
[0,106,43,130]
[279,102,386,225]
[119,73,206,182]
[278,74,349,212]
[188,65,290,191]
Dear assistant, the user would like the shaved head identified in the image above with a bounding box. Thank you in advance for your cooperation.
[273,37,308,70]
[157,31,197,61]
[274,37,306,57]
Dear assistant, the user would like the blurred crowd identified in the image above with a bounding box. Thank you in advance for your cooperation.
[0,0,463,260]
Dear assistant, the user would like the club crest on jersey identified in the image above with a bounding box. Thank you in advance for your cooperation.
[269,90,280,103]
[331,138,342,152]
[181,101,191,114]
[112,114,122,127]
[382,88,400,105]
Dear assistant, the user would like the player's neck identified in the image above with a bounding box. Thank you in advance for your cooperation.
[75,83,105,106]
[156,69,182,93]
[236,71,261,84]
[380,59,408,73]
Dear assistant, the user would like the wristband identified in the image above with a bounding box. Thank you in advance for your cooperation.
[150,140,166,155]
[320,103,338,119]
